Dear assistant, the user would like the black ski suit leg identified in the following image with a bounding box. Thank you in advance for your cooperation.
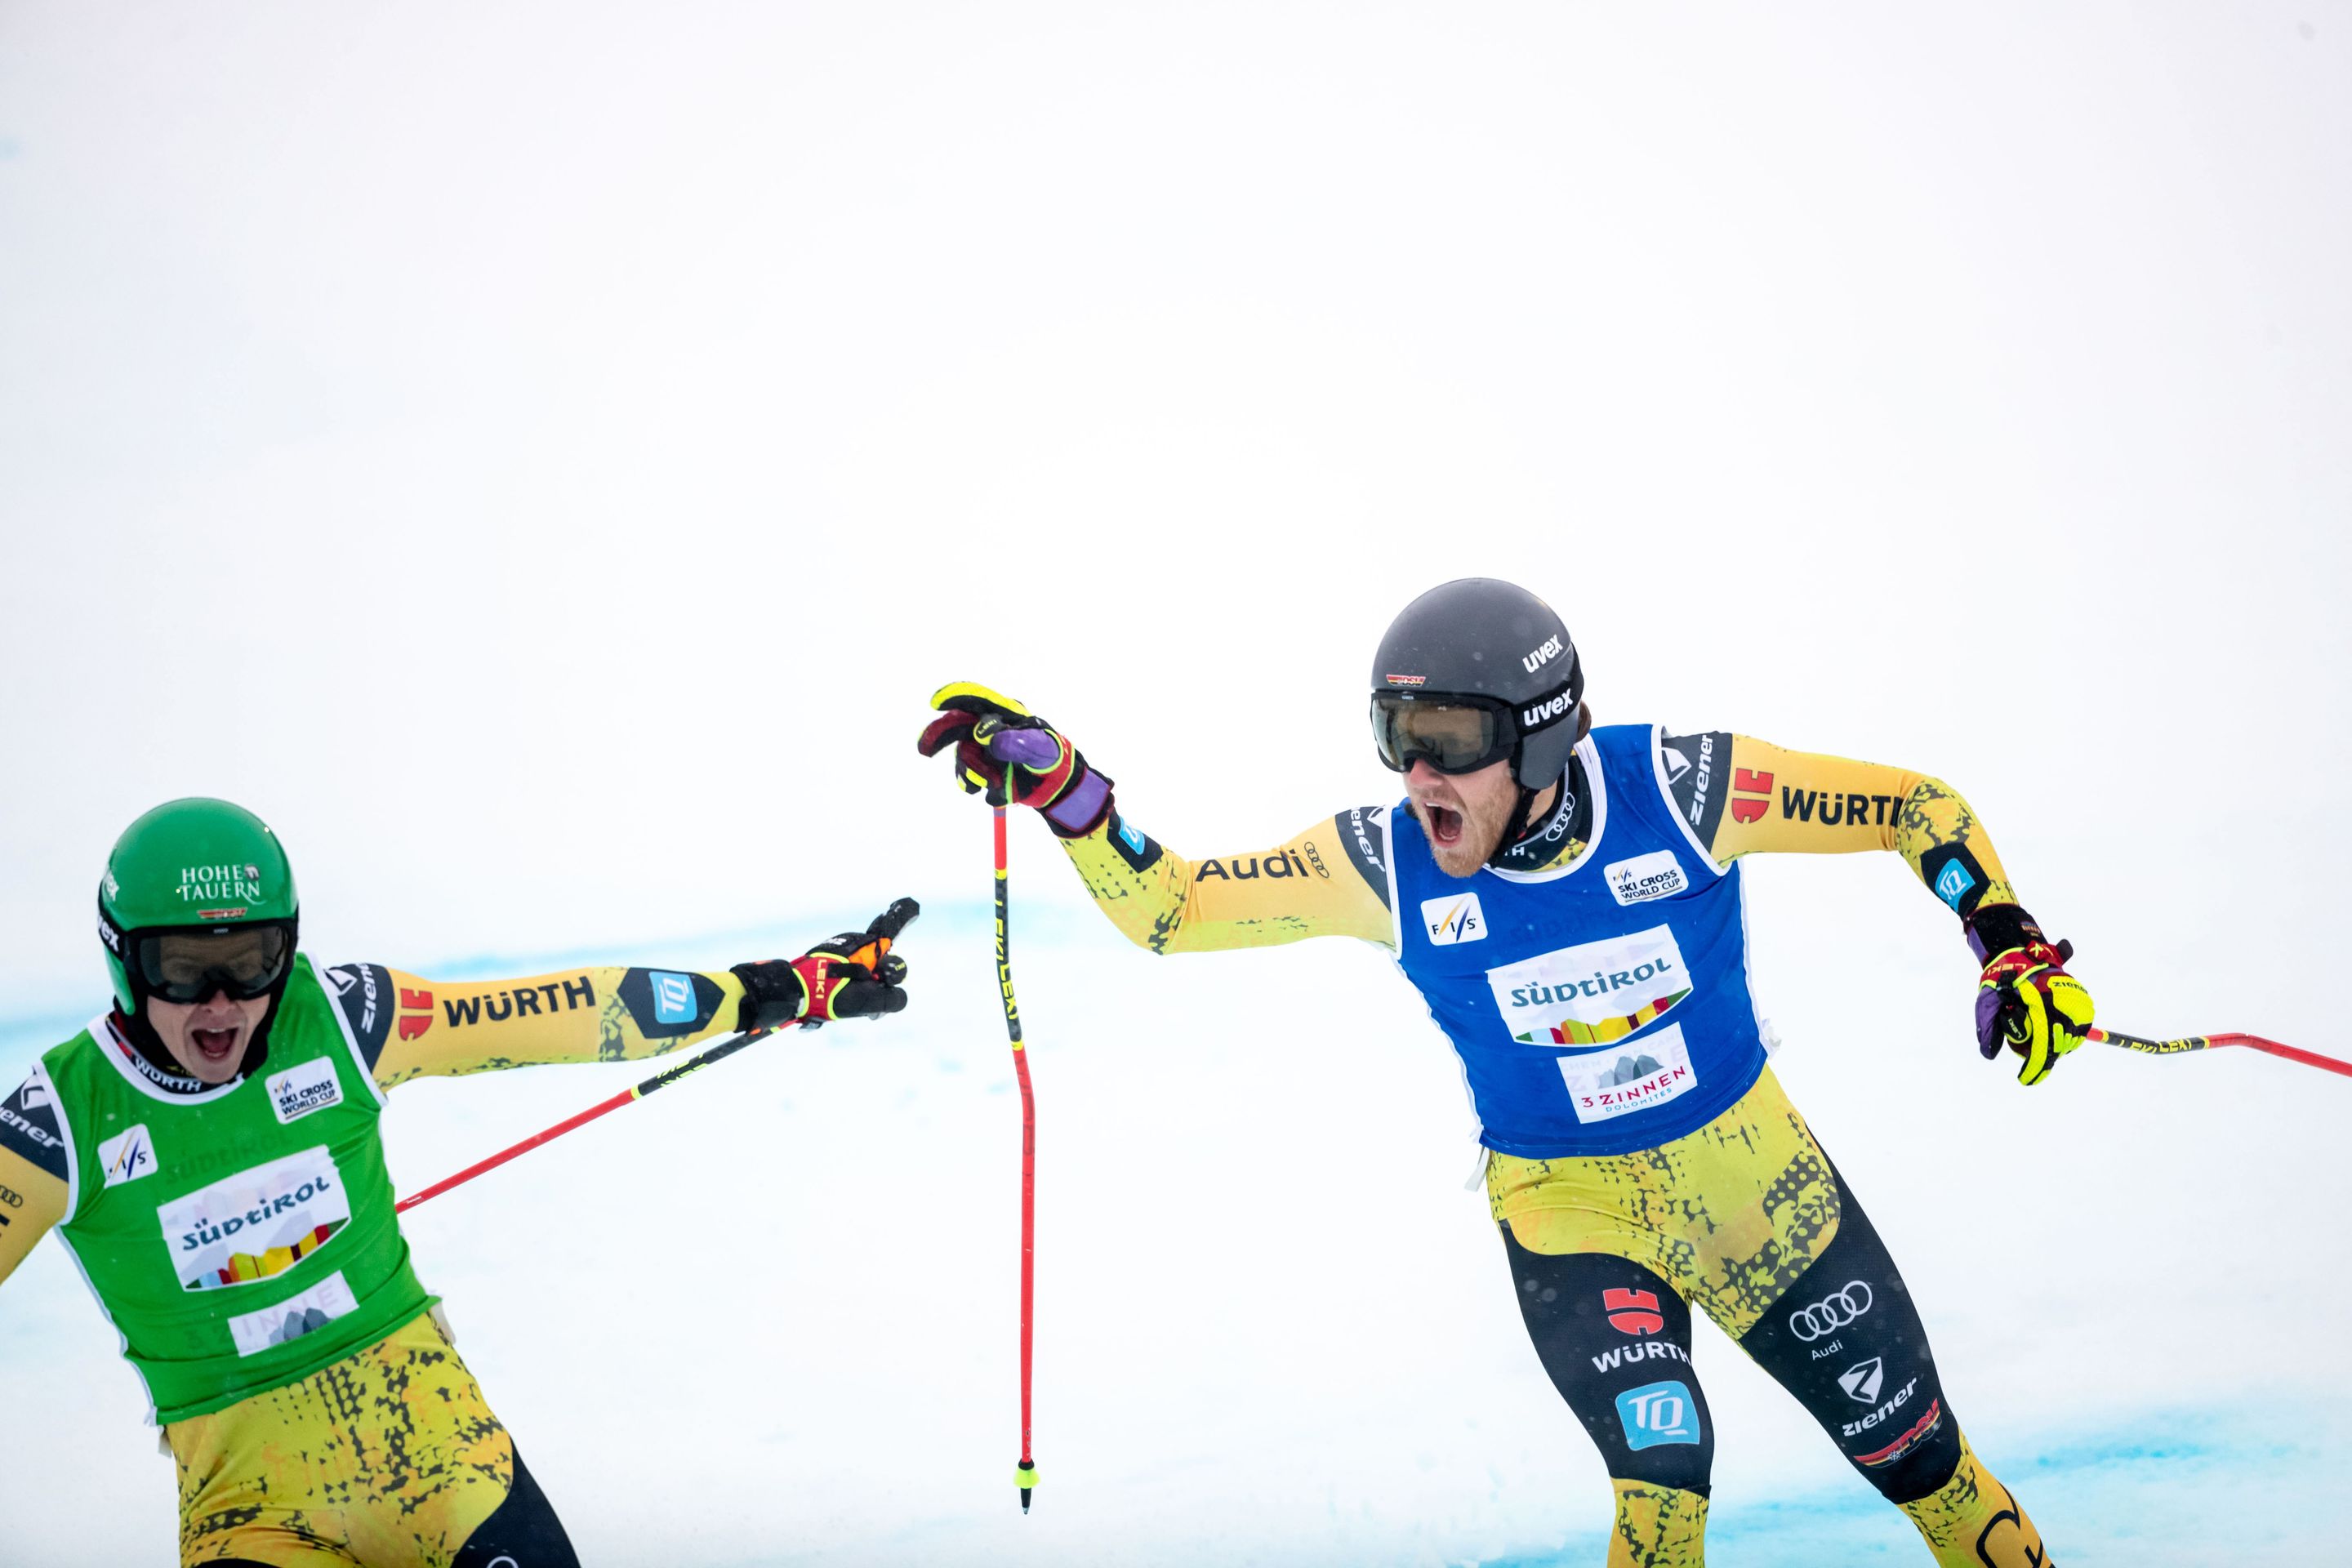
[1734,1162,1966,1505]
[1502,1223,1716,1497]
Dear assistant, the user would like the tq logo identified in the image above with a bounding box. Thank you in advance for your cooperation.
[1788,1281,1874,1343]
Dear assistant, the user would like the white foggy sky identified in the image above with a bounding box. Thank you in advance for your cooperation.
[4,5,2348,1008]
[3,8,2351,1564]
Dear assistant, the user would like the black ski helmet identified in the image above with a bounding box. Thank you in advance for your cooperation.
[1369,578,1585,790]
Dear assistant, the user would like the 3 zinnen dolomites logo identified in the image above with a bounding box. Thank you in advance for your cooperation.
[1483,924,1692,1045]
[1557,1022,1699,1124]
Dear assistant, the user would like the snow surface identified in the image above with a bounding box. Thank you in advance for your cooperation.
[5,871,2349,1565]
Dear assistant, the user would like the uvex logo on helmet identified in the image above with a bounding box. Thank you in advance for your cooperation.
[1521,691,1575,728]
[1522,634,1565,675]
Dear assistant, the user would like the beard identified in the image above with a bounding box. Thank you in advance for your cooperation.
[1410,788,1518,878]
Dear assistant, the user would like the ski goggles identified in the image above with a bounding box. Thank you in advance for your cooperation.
[130,922,296,1004]
[1370,692,1522,774]
[1370,679,1579,775]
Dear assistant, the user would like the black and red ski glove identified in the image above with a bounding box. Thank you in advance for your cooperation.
[733,898,919,1028]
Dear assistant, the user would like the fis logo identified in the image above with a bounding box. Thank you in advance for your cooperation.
[1419,893,1486,946]
[1615,1380,1702,1450]
[1521,634,1566,674]
[100,1125,157,1188]
[650,971,698,1026]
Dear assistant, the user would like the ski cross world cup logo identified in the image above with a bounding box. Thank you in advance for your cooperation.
[1419,893,1486,946]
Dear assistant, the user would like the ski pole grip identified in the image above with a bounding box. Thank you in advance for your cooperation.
[866,897,921,943]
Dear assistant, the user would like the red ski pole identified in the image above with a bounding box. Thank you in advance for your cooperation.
[397,897,920,1214]
[997,806,1040,1512]
[396,1022,793,1214]
[2087,1026,2352,1080]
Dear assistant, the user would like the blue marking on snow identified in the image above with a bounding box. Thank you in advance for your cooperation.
[1477,1403,2349,1567]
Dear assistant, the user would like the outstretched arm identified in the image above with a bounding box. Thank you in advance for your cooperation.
[334,901,917,1091]
[919,683,1395,952]
[332,959,747,1090]
[329,963,755,1090]
[1061,806,1396,954]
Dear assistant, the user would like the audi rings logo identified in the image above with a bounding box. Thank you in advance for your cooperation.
[1788,1281,1874,1343]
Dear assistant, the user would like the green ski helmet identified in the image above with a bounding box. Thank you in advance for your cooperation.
[98,798,300,1016]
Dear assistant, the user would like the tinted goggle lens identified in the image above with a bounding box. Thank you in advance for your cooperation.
[133,924,293,1004]
[1369,696,1512,774]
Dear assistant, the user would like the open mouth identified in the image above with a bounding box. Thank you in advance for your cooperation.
[191,1027,241,1062]
[1425,801,1465,847]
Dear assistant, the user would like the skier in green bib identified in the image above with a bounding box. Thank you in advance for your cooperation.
[0,798,916,1567]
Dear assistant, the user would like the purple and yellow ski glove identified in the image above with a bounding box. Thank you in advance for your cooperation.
[917,683,1116,837]
[1966,903,2095,1086]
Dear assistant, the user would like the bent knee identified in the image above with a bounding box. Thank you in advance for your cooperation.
[1589,1375,1713,1497]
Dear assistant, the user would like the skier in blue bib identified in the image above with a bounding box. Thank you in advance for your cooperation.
[923,577,2091,1566]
